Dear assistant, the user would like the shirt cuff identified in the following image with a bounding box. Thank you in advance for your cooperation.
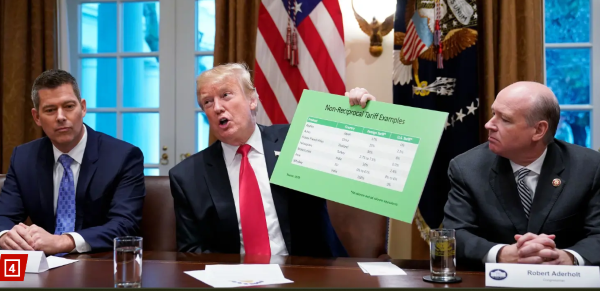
[564,249,585,266]
[483,244,507,263]
[65,232,92,253]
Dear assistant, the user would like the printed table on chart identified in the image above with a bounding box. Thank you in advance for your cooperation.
[291,117,420,192]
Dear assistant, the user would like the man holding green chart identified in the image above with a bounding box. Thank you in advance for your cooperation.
[169,63,376,257]
[443,81,600,269]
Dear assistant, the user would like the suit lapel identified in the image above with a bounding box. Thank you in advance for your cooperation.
[527,144,566,233]
[490,156,529,234]
[75,125,99,230]
[203,141,241,251]
[259,125,291,254]
[38,138,56,231]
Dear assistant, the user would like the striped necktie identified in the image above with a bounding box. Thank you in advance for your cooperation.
[516,168,533,218]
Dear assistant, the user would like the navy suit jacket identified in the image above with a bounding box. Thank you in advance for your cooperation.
[169,124,348,257]
[0,125,146,252]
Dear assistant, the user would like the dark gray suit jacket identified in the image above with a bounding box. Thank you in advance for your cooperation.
[443,140,600,269]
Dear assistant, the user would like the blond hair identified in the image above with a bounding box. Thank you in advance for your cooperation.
[196,63,258,110]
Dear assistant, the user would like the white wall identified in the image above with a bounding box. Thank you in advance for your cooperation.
[340,0,414,259]
[340,0,395,104]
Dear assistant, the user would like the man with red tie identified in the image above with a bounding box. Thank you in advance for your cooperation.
[169,63,376,257]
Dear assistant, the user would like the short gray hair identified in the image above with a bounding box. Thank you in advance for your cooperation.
[525,90,560,144]
[31,69,81,110]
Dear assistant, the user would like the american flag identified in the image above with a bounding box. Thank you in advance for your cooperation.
[254,0,345,125]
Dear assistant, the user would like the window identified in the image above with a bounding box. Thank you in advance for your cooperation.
[60,0,215,175]
[544,0,600,149]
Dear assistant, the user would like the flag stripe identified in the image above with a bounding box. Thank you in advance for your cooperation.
[309,2,346,78]
[255,0,345,124]
[296,17,345,94]
[261,0,329,93]
[255,31,298,122]
[258,1,308,102]
[321,0,344,41]
[254,62,288,124]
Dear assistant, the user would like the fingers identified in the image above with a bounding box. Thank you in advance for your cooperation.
[522,237,556,249]
[346,87,374,108]
[359,94,376,108]
[15,224,33,246]
[518,242,546,258]
[4,236,24,250]
[516,232,539,248]
[537,249,560,261]
[8,231,34,251]
[518,256,544,264]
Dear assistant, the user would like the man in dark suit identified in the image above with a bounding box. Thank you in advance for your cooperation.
[443,81,600,269]
[170,63,375,257]
[0,69,145,255]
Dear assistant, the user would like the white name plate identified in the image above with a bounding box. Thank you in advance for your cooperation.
[486,263,600,288]
[0,250,48,273]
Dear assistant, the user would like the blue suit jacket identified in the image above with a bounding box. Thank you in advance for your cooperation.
[0,125,146,252]
[169,124,348,257]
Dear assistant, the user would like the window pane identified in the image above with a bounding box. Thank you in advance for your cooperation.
[144,168,159,176]
[196,0,215,51]
[197,112,210,152]
[83,112,117,138]
[555,111,590,148]
[81,3,117,53]
[81,58,117,108]
[544,0,590,43]
[195,55,214,107]
[545,48,590,105]
[123,113,159,164]
[123,2,160,53]
[123,57,160,108]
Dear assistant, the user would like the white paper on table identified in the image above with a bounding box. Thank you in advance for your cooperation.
[46,256,78,269]
[357,262,407,276]
[185,270,293,288]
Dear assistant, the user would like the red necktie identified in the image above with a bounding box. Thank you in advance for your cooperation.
[237,144,271,256]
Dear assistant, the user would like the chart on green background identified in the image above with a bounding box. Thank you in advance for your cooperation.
[270,90,448,223]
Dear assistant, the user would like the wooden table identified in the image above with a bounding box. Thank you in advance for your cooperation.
[0,252,485,288]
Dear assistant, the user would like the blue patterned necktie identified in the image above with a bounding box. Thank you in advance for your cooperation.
[55,154,76,235]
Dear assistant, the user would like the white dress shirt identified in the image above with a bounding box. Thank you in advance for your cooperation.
[221,124,288,256]
[484,148,585,265]
[0,127,91,253]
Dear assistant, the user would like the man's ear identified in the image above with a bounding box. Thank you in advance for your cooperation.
[81,99,87,118]
[31,108,42,127]
[532,120,549,142]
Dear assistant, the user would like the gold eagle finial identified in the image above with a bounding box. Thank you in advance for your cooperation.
[352,0,395,57]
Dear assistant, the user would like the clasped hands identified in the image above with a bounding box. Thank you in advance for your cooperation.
[498,232,574,265]
[0,223,75,255]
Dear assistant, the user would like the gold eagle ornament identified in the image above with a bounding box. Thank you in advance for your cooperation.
[352,0,395,57]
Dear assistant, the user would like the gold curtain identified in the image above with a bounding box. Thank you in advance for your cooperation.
[477,0,544,141]
[0,0,56,172]
[209,0,261,145]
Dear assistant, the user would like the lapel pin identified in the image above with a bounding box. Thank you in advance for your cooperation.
[552,178,561,187]
[274,151,280,156]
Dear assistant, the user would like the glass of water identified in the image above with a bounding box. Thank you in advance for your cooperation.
[114,236,143,288]
[429,228,456,281]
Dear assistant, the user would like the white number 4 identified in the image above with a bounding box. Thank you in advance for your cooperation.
[8,264,15,273]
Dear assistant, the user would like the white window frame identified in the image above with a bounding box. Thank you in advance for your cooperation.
[57,0,177,175]
[542,0,600,150]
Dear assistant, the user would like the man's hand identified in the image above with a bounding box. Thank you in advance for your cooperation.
[27,224,75,255]
[0,223,34,251]
[346,87,375,108]
[514,233,572,265]
[497,244,519,263]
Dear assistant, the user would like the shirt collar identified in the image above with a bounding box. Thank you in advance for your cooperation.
[52,125,88,165]
[221,124,264,167]
[510,147,548,175]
